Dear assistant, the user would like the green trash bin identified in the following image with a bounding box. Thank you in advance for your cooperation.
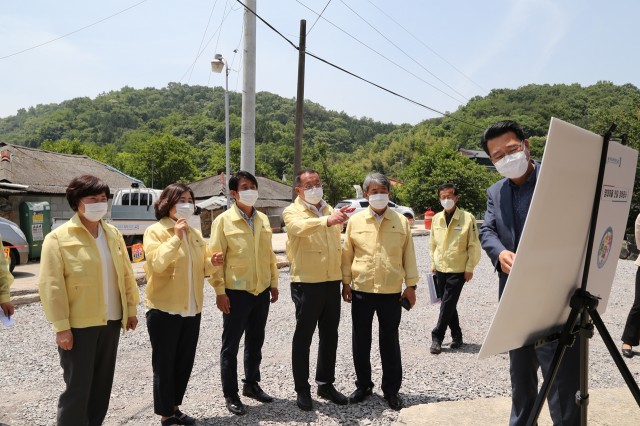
[19,201,52,260]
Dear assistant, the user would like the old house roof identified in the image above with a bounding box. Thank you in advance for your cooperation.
[0,142,142,195]
[189,173,293,202]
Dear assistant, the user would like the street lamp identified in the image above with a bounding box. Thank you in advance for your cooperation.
[211,53,231,209]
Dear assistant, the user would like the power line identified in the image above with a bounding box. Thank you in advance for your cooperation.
[234,0,483,130]
[0,0,149,60]
[188,0,221,83]
[338,0,469,102]
[178,2,236,83]
[294,0,466,104]
[367,0,488,94]
[307,0,333,35]
[305,50,481,129]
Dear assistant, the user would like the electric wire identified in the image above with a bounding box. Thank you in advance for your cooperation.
[234,0,483,130]
[294,0,466,104]
[188,0,220,83]
[307,0,333,35]
[367,0,488,93]
[0,0,149,61]
[338,0,469,101]
[178,2,236,83]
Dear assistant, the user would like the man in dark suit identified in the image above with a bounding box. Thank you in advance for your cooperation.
[479,120,580,426]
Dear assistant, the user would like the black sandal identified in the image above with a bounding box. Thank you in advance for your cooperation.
[161,417,181,426]
[175,409,196,425]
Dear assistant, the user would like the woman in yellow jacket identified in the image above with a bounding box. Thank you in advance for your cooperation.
[39,175,139,426]
[143,183,220,426]
[0,232,15,323]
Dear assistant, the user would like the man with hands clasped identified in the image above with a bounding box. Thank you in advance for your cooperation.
[282,168,351,412]
[341,172,419,411]
[208,171,279,416]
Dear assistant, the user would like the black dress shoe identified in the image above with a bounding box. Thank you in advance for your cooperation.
[242,382,273,403]
[348,385,373,404]
[296,391,313,411]
[317,384,348,405]
[430,340,442,354]
[174,409,196,425]
[225,394,246,415]
[450,338,463,349]
[622,347,634,358]
[384,393,403,411]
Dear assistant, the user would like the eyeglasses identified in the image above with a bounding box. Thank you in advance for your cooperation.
[490,140,525,163]
[301,183,323,191]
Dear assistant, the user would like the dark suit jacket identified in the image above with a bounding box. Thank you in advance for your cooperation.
[479,162,541,297]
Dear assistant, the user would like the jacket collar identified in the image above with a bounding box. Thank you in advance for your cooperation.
[68,213,106,232]
[67,213,117,241]
[293,196,330,215]
[158,216,176,230]
[365,206,392,221]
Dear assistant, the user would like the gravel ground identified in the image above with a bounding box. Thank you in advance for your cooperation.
[1,235,639,425]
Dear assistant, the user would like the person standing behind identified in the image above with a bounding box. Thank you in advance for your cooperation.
[143,183,221,426]
[282,168,351,411]
[39,175,139,426]
[621,212,640,358]
[429,183,481,355]
[0,233,14,324]
[479,120,579,426]
[208,171,279,416]
[341,172,419,411]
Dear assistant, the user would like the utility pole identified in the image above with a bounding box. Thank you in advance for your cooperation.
[241,0,256,174]
[292,19,306,200]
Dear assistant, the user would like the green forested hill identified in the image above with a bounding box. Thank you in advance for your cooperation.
[1,81,639,224]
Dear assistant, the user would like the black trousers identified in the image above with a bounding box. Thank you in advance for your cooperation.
[509,341,580,426]
[146,309,201,417]
[351,290,402,396]
[290,281,341,393]
[220,288,270,397]
[622,267,640,346]
[431,271,465,342]
[57,320,121,426]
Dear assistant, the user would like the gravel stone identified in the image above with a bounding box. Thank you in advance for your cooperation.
[1,235,639,425]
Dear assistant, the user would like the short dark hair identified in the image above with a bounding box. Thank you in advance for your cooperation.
[295,168,320,187]
[438,183,458,196]
[481,120,526,155]
[229,170,258,192]
[66,175,111,211]
[154,183,195,220]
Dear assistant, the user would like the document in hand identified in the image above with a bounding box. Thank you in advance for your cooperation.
[0,309,15,328]
[427,272,440,304]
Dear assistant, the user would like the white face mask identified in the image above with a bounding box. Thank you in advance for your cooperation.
[303,187,323,205]
[368,193,389,210]
[175,203,194,220]
[238,189,259,207]
[495,149,529,179]
[440,199,455,211]
[82,202,108,222]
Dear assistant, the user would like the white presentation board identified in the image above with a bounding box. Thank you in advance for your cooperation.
[479,118,638,359]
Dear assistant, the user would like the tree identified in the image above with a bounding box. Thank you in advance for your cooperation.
[309,143,366,206]
[115,135,199,189]
[397,142,499,216]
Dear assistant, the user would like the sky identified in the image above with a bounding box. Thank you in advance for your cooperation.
[1,0,639,125]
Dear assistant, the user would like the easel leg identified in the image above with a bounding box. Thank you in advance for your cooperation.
[577,310,592,426]
[525,306,580,426]
[589,308,640,404]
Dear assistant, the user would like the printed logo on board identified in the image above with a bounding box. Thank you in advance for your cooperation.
[597,226,614,269]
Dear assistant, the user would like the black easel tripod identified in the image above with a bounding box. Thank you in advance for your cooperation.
[526,125,640,426]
